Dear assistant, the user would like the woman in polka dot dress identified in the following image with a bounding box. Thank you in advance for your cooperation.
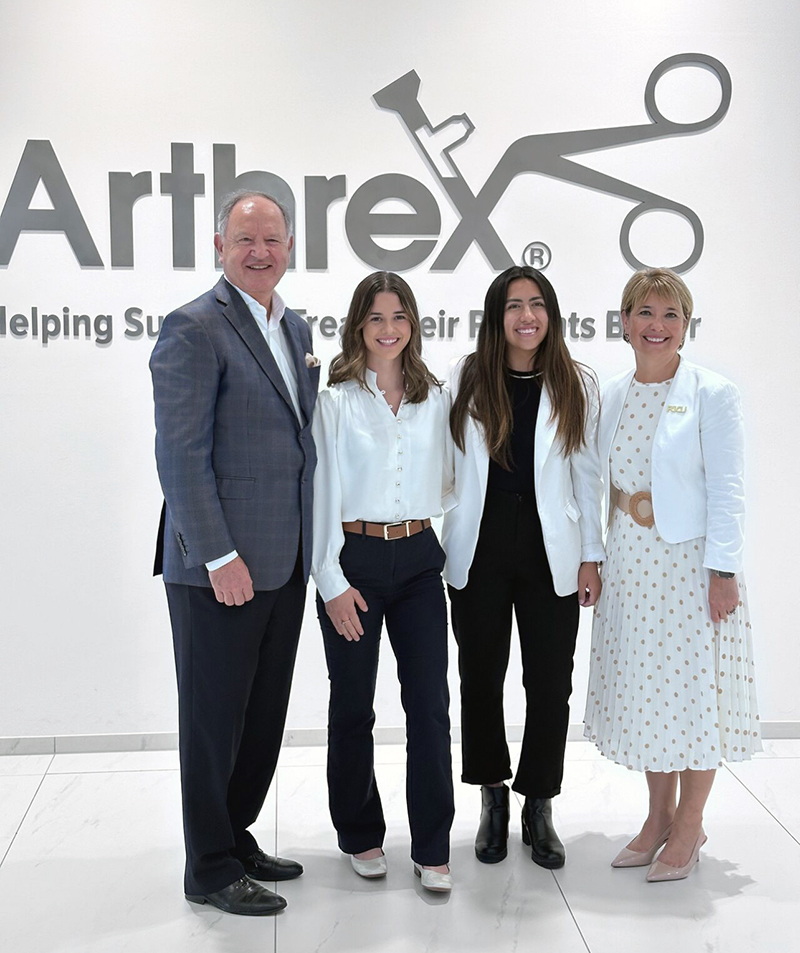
[584,268,760,882]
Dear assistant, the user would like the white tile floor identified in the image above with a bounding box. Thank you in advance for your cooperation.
[1,741,798,953]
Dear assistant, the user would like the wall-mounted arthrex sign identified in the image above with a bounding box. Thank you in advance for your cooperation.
[0,54,730,274]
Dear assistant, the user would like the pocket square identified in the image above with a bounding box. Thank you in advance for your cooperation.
[305,352,321,368]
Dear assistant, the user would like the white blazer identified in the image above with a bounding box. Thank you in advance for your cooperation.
[599,358,745,573]
[442,359,605,596]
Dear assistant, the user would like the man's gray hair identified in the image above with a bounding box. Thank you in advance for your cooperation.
[216,190,293,239]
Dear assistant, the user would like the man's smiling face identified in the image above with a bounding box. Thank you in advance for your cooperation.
[214,196,293,308]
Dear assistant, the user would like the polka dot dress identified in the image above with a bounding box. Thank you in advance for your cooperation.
[584,379,761,772]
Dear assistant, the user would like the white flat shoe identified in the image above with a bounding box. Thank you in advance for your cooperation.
[350,850,387,879]
[413,862,452,892]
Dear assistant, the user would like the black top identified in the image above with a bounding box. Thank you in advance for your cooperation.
[487,372,542,494]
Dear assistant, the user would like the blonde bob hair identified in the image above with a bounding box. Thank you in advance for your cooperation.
[621,268,694,323]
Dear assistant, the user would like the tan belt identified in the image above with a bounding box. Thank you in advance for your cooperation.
[342,518,431,541]
[616,490,655,528]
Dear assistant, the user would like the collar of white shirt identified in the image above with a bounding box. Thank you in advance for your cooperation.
[225,278,286,331]
[363,367,412,412]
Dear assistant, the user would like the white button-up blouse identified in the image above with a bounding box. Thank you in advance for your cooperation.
[311,369,457,602]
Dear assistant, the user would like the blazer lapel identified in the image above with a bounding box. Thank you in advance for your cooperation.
[534,384,557,486]
[467,381,554,493]
[282,311,315,425]
[653,357,691,446]
[470,416,491,500]
[216,279,297,422]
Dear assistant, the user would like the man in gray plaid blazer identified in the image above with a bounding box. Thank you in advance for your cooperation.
[150,191,319,916]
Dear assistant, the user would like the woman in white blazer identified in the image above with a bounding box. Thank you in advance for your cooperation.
[442,265,605,869]
[584,268,760,882]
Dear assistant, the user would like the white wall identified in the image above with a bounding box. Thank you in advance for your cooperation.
[1,0,798,739]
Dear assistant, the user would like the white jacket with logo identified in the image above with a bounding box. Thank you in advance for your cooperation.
[598,358,745,573]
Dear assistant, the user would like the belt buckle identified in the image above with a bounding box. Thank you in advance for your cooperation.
[628,491,654,529]
[383,520,410,540]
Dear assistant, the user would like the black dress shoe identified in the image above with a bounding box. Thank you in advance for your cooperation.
[475,785,510,864]
[242,849,304,882]
[521,797,565,869]
[186,876,287,915]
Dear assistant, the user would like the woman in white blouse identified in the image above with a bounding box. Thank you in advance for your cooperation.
[585,268,760,882]
[312,272,455,893]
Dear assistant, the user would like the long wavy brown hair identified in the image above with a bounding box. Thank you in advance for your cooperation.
[327,271,441,403]
[451,266,590,466]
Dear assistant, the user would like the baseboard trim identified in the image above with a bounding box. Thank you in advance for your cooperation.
[1,721,796,755]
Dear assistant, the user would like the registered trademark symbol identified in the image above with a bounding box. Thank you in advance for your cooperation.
[521,241,551,270]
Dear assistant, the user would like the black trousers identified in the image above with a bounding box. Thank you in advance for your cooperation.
[165,557,305,895]
[448,488,579,799]
[318,528,454,866]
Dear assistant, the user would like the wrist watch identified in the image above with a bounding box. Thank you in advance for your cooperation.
[710,569,735,578]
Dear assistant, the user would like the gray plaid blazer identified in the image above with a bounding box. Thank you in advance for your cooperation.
[150,277,319,590]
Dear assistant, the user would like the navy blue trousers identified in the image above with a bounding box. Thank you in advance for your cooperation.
[166,559,305,894]
[317,527,454,866]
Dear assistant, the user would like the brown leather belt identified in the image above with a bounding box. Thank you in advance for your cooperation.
[342,518,431,541]
[616,490,654,529]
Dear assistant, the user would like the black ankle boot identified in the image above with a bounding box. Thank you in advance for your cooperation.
[475,785,510,864]
[521,797,565,869]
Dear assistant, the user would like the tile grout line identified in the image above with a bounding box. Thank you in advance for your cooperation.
[0,756,54,869]
[551,870,592,953]
[45,768,180,776]
[513,785,591,948]
[722,763,800,848]
[514,787,591,949]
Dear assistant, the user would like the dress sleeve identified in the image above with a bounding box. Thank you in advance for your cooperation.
[571,369,606,563]
[311,390,351,602]
[700,379,745,572]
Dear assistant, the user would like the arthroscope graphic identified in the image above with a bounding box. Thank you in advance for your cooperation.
[374,54,732,273]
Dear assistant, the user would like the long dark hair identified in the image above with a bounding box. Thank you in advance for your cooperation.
[328,272,440,403]
[450,266,589,465]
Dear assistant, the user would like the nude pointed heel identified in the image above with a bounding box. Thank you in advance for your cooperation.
[610,823,672,868]
[646,829,707,882]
